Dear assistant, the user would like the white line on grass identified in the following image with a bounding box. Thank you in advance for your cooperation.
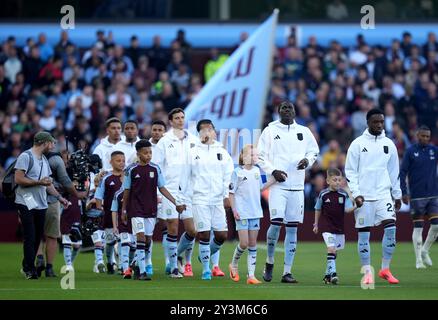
[0,285,405,292]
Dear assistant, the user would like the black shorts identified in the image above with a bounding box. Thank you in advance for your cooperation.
[410,198,438,217]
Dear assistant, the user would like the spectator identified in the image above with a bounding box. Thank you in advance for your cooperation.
[172,29,192,62]
[387,39,405,62]
[39,102,56,131]
[321,140,341,170]
[392,121,411,158]
[423,32,438,57]
[132,55,156,91]
[23,46,44,87]
[126,35,144,68]
[4,46,22,83]
[401,32,413,57]
[351,98,372,138]
[204,48,229,82]
[37,33,54,63]
[159,82,179,113]
[404,45,427,71]
[147,35,169,73]
[54,31,73,57]
[171,63,191,95]
[284,47,303,81]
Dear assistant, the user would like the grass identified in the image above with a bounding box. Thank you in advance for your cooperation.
[0,241,437,300]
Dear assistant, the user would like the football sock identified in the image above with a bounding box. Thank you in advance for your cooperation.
[412,222,423,262]
[117,240,122,268]
[94,246,104,265]
[231,245,245,267]
[423,223,438,252]
[167,234,178,271]
[177,232,194,258]
[326,253,337,275]
[105,241,115,265]
[358,231,371,267]
[248,246,257,278]
[284,226,297,275]
[71,247,79,263]
[121,243,130,271]
[162,230,169,265]
[185,238,194,265]
[210,237,223,256]
[199,240,211,273]
[266,224,281,264]
[145,240,152,266]
[211,250,220,267]
[382,223,396,270]
[136,241,146,274]
[129,245,136,265]
[63,244,72,266]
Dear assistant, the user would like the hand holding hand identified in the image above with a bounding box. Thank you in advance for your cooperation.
[297,158,309,170]
[59,197,71,209]
[272,170,287,182]
[39,177,52,186]
[121,211,128,225]
[176,204,186,214]
[223,198,231,209]
[394,199,402,212]
[355,196,365,208]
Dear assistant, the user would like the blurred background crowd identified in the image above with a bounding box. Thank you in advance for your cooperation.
[0,24,437,209]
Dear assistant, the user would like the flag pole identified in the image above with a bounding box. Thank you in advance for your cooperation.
[257,9,279,140]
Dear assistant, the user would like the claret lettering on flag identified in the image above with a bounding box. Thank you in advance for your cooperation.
[185,10,279,162]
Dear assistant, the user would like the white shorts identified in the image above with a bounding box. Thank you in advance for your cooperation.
[119,232,133,244]
[235,218,261,231]
[156,202,165,220]
[105,228,116,242]
[91,229,106,244]
[354,198,396,228]
[192,204,228,232]
[269,189,304,223]
[131,217,156,236]
[322,232,345,250]
[61,234,82,246]
[161,196,193,220]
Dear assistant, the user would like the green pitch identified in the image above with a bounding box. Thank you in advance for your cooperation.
[0,242,437,300]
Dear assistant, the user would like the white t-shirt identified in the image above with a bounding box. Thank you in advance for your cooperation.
[229,166,263,219]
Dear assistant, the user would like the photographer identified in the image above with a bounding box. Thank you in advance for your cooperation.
[14,132,69,280]
[36,149,87,277]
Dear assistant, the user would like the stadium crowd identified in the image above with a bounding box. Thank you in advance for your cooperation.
[0,29,437,209]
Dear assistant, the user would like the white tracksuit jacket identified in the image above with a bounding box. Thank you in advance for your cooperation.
[93,136,120,171]
[153,129,198,200]
[114,136,141,167]
[345,129,402,201]
[183,140,234,206]
[257,120,319,190]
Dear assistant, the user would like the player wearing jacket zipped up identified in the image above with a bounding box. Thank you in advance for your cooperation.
[257,101,319,284]
[345,108,402,286]
[183,119,234,280]
[400,125,438,269]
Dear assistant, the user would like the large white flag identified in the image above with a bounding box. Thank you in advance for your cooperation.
[185,10,278,160]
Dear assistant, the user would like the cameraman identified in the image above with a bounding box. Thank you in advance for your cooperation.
[36,149,87,277]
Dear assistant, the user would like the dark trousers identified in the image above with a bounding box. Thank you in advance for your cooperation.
[16,204,46,272]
